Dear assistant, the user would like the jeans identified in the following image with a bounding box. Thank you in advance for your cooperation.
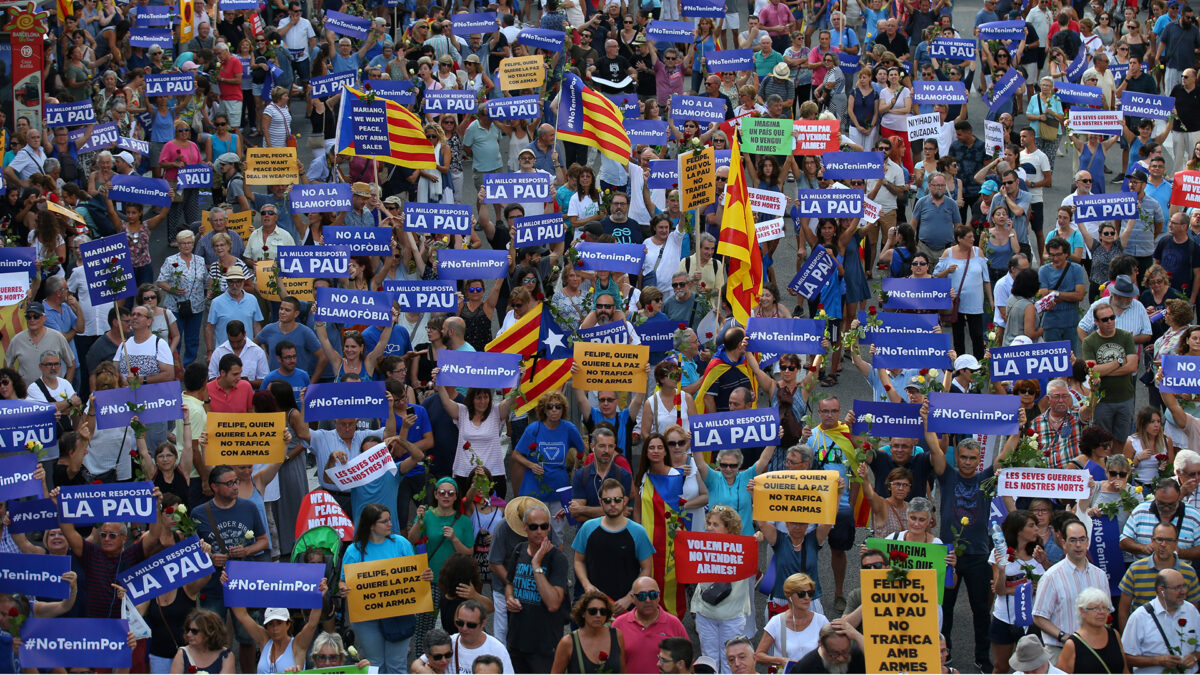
[492,588,509,644]
[177,312,203,366]
[942,552,993,667]
[696,613,746,673]
[1043,324,1081,361]
[352,619,411,673]
[1094,398,1135,443]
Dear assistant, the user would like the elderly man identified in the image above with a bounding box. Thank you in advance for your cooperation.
[753,34,784,79]
[524,124,560,176]
[1122,478,1200,562]
[591,38,635,95]
[1118,522,1200,629]
[1007,634,1059,674]
[214,44,244,132]
[786,621,867,673]
[1177,450,1200,509]
[503,503,568,673]
[4,127,45,187]
[994,254,1031,340]
[59,504,168,618]
[1032,379,1085,470]
[724,636,757,674]
[205,268,263,359]
[1076,274,1153,345]
[677,232,726,293]
[1123,569,1200,671]
[910,171,961,257]
[1083,302,1139,442]
[613,577,688,673]
[197,208,246,265]
[244,203,295,265]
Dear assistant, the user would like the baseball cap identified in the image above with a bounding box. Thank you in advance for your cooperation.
[263,608,290,624]
[954,354,981,371]
[116,151,136,165]
[980,179,999,196]
[25,301,45,317]
[216,152,240,165]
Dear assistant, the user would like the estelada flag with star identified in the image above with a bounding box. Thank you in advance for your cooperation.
[717,128,761,326]
[510,305,573,416]
[335,86,436,169]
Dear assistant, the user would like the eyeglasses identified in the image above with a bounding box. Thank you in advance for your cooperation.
[547,404,564,410]
[98,531,122,539]
[1101,230,1115,236]
[1153,537,1179,544]
[596,304,614,310]
[1078,178,1093,183]
[40,361,60,367]
[1066,536,1089,544]
[1003,180,1016,186]
[719,463,739,469]
[634,591,660,601]
[792,589,814,598]
[436,489,456,496]
[601,497,623,505]
[597,397,617,403]
[667,440,688,448]
[214,479,238,487]
[455,619,479,629]
[429,652,452,661]
[24,312,42,319]
[526,522,550,530]
[672,282,688,288]
[586,606,612,616]
[1096,315,1116,323]
[862,561,886,569]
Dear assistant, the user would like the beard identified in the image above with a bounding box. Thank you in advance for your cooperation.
[821,657,850,675]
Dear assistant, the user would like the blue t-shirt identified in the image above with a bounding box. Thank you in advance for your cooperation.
[362,323,413,361]
[341,534,416,577]
[208,293,264,343]
[1037,262,1088,329]
[351,448,401,534]
[260,368,310,404]
[703,466,757,536]
[770,527,823,599]
[517,421,586,501]
[393,404,433,477]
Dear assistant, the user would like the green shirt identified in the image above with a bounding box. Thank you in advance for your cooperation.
[754,51,784,79]
[1081,328,1137,403]
[1118,554,1200,612]
[422,510,475,583]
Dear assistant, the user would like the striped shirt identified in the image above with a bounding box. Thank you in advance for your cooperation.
[1031,557,1110,646]
[1121,502,1200,551]
[1118,555,1200,613]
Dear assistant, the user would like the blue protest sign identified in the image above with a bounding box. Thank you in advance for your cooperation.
[1066,49,1088,83]
[304,381,387,422]
[927,392,1020,434]
[117,136,151,156]
[746,317,825,355]
[220,0,257,8]
[858,310,940,345]
[512,212,565,247]
[645,20,693,42]
[821,152,884,180]
[690,409,780,452]
[144,72,196,97]
[912,80,968,105]
[277,245,350,278]
[0,553,70,598]
[309,71,357,98]
[1089,514,1124,596]
[1109,63,1129,84]
[291,183,352,213]
[224,561,325,609]
[324,9,370,38]
[383,280,459,312]
[669,95,727,125]
[403,202,474,235]
[176,164,212,189]
[487,95,541,120]
[788,245,837,299]
[129,28,172,49]
[364,79,416,105]
[988,68,1025,113]
[928,38,975,60]
[0,452,42,500]
[423,89,480,114]
[326,226,392,256]
[850,400,924,438]
[576,242,644,275]
[680,0,724,17]
[636,320,678,353]
[1012,580,1033,627]
[578,320,635,343]
[706,48,753,73]
[795,190,864,218]
[1053,81,1103,106]
[881,277,952,310]
[482,172,553,203]
[135,5,173,25]
[315,287,395,327]
[93,380,184,431]
[450,12,497,36]
[437,249,509,279]
[1072,192,1138,223]
[989,341,1072,381]
[977,19,1026,41]
[872,332,952,369]
[8,498,58,535]
[626,119,669,145]
[59,481,157,524]
[0,401,56,455]
[516,27,564,51]
[1121,91,1175,121]
[0,247,35,275]
[19,618,131,669]
[109,173,171,207]
[117,536,214,604]
[78,122,120,153]
[1160,355,1200,394]
[648,159,679,189]
[79,233,136,305]
[437,350,522,389]
[838,51,860,77]
[44,100,96,127]
[607,93,639,118]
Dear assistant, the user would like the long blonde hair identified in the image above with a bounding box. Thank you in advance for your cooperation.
[424,123,445,145]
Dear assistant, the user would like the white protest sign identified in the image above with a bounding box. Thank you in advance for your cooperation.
[1068,109,1122,135]
[984,120,1005,156]
[0,272,28,306]
[755,217,786,242]
[907,112,942,141]
[747,188,786,216]
[997,468,1090,500]
[937,122,955,155]
[863,197,882,224]
[327,443,397,490]
[1035,291,1057,314]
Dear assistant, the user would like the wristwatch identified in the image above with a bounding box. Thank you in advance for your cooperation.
[1057,630,1067,643]
[533,567,546,575]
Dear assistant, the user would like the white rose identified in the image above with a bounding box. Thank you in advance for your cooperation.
[1028,438,1039,450]
[987,331,997,341]
[348,646,359,659]
[861,413,875,424]
[243,530,254,540]
[176,504,187,515]
[928,369,940,379]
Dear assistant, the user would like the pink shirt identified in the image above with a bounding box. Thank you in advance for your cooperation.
[809,47,837,89]
[759,2,793,32]
[159,140,201,182]
[613,609,688,674]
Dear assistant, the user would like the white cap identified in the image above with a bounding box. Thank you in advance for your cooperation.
[116,151,136,165]
[1009,335,1033,346]
[263,607,290,624]
[954,354,981,371]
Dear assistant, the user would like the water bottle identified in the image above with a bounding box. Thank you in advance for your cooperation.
[991,520,1006,554]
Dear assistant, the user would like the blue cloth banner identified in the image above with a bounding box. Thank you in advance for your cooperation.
[706,49,754,73]
[690,409,781,452]
[482,172,554,204]
[303,381,387,422]
[315,287,394,327]
[1066,49,1088,83]
[1160,355,1200,394]
[423,89,481,114]
[8,498,58,535]
[607,93,639,118]
[881,277,952,310]
[512,213,566,247]
[872,332,953,369]
[129,28,172,49]
[927,38,975,60]
[291,183,352,213]
[517,28,564,51]
[1089,514,1124,596]
[220,0,257,8]
[487,95,541,120]
[927,392,1020,434]
[746,317,825,355]
[109,173,171,207]
[1121,91,1175,121]
[364,79,416,105]
[636,320,678,353]
[325,9,370,38]
[277,245,350,278]
[821,152,885,180]
[437,249,509,279]
[0,452,42,500]
[437,350,521,389]
[646,20,694,42]
[0,553,70,598]
[559,72,587,134]
[788,244,837,299]
[93,380,184,431]
[850,400,924,438]
[989,341,1072,381]
[626,119,669,145]
[59,481,157,524]
[224,561,325,609]
[78,122,120,153]
[1109,63,1129,84]
[44,100,96,127]
[988,68,1025,113]
[576,242,645,275]
[310,72,357,99]
[0,247,35,275]
[117,536,214,604]
[176,164,212,188]
[680,0,724,17]
[912,80,968,105]
[1072,192,1138,223]
[450,12,497,36]
[19,618,131,669]
[326,226,392,256]
[135,5,173,25]
[838,51,860,77]
[794,190,864,218]
[79,233,137,305]
[144,72,196,97]
[383,280,458,312]
[117,136,151,156]
[1012,580,1033,627]
[1053,81,1103,106]
[669,95,727,125]
[649,159,679,189]
[578,320,634,343]
[977,20,1026,41]
[403,202,474,235]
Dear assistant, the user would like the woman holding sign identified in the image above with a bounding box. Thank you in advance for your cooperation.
[229,599,327,673]
[989,509,1047,674]
[634,433,689,618]
[433,368,514,496]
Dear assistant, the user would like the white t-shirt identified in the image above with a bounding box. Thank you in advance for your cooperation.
[113,334,173,378]
[207,340,270,382]
[447,633,514,674]
[990,548,1046,624]
[1019,148,1052,204]
[27,377,76,406]
[567,193,600,221]
[868,160,905,211]
[994,271,1015,328]
[764,610,830,662]
[276,16,316,55]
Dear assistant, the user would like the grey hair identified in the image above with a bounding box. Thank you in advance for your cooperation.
[906,496,934,516]
[43,158,60,173]
[955,438,981,453]
[1046,378,1070,393]
[43,276,66,295]
[1074,586,1112,622]
[699,232,717,246]
[97,150,113,162]
[176,229,196,243]
[310,632,346,658]
[523,504,550,523]
[425,628,452,652]
[1176,449,1200,472]
[717,448,744,465]
[766,94,783,106]
[1040,75,1054,86]
[209,206,226,219]
[786,444,813,464]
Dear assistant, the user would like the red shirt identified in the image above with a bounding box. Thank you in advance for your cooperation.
[219,54,243,101]
[613,609,688,674]
[207,378,254,413]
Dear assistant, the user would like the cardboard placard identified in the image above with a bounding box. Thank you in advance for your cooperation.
[862,569,940,675]
[498,54,545,91]
[996,468,1090,500]
[205,412,286,463]
[253,260,315,302]
[674,531,758,583]
[571,342,649,393]
[246,147,300,185]
[46,199,86,225]
[679,146,715,213]
[343,554,433,621]
[863,537,949,602]
[751,470,839,524]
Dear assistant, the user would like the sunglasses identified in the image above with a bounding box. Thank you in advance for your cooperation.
[667,440,688,448]
[1097,316,1116,323]
[672,282,688,288]
[596,304,615,310]
[546,404,564,410]
[436,489,456,496]
[526,522,550,530]
[862,561,886,569]
[792,589,815,598]
[455,619,479,629]
[587,606,612,616]
[1016,389,1037,395]
[719,462,739,469]
[186,627,201,635]
[779,365,797,371]
[467,286,484,292]
[601,497,623,505]
[313,654,341,663]
[1078,178,1093,183]
[634,591,660,601]
[262,211,277,216]
[597,397,617,403]
[1108,471,1129,478]
[911,260,928,266]
[216,122,228,126]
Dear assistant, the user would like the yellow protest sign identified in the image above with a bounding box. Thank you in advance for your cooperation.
[679,146,715,213]
[752,470,839,524]
[205,412,287,463]
[47,199,86,224]
[254,261,315,302]
[571,342,649,393]
[228,211,255,240]
[246,147,300,185]
[344,554,433,621]
[862,568,940,675]
[498,55,546,91]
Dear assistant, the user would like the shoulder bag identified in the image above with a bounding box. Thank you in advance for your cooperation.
[939,256,970,324]
[1037,95,1060,142]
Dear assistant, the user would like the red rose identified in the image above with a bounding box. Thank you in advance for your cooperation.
[172,262,179,268]
[817,304,825,310]
[1006,547,1015,554]
[420,381,430,387]
[199,593,207,601]
[1025,428,1035,436]
[529,443,537,451]
[699,282,706,288]
[1157,453,1168,461]
[1007,554,1015,562]
[896,550,908,562]
[473,494,483,503]
[536,292,545,301]
[7,607,18,617]
[110,257,118,264]
[262,245,269,251]
[883,384,892,391]
[57,256,64,264]
[1181,618,1189,627]
[188,666,198,673]
[575,260,583,268]
[599,652,609,662]
[1086,360,1096,368]
[463,442,471,450]
[92,480,102,484]
[1043,450,1051,457]
[580,233,588,241]
[806,365,818,372]
[129,450,138,457]
[888,549,903,560]
[868,306,877,315]
[919,368,929,376]
[987,323,995,330]
[130,366,140,375]
[677,323,687,330]
[164,506,175,515]
[678,497,687,507]
[364,82,373,90]
[705,332,713,338]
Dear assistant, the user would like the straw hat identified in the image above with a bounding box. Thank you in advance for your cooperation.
[504,496,549,537]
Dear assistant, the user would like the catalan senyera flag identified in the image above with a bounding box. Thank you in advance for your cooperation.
[556,72,631,165]
[717,131,762,327]
[335,87,436,169]
[56,0,72,24]
[485,302,542,357]
[512,357,573,416]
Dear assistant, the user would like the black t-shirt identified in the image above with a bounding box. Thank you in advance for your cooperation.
[578,522,644,603]
[875,31,909,57]
[504,543,569,654]
[601,217,644,244]
[593,55,631,92]
[868,450,934,500]
[631,53,655,97]
[786,648,867,673]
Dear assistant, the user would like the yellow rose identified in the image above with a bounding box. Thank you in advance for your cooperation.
[960,516,970,526]
[1135,486,1143,494]
[916,375,926,384]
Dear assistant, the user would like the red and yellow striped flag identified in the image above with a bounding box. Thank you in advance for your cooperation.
[556,73,631,165]
[484,303,542,357]
[335,87,436,169]
[512,357,573,417]
[717,130,762,326]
